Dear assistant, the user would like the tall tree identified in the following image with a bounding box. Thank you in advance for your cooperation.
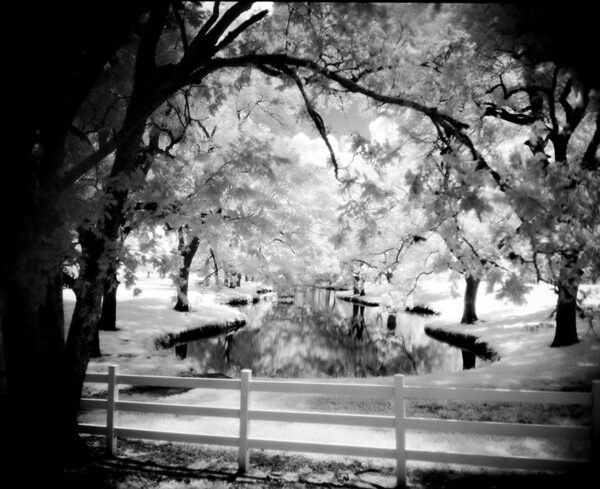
[448,4,600,344]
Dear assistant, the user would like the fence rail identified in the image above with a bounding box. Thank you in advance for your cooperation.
[79,366,598,487]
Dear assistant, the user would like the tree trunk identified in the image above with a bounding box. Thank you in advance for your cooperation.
[67,225,106,414]
[0,185,88,479]
[91,325,102,358]
[210,248,220,286]
[174,268,191,311]
[551,257,580,347]
[98,264,120,332]
[353,274,365,296]
[174,232,200,312]
[461,275,480,324]
[2,266,90,480]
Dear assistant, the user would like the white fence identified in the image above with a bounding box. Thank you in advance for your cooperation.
[79,366,599,487]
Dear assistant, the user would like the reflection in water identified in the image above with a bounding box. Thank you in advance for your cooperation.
[462,350,476,370]
[175,287,486,378]
[387,314,397,331]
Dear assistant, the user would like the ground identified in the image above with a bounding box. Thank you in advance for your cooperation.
[60,437,594,489]
[64,272,600,488]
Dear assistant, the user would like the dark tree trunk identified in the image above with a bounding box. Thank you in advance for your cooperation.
[174,232,200,312]
[2,5,144,468]
[236,273,242,287]
[98,272,119,331]
[1,265,90,481]
[551,257,580,347]
[461,275,480,324]
[210,248,220,286]
[67,226,106,414]
[91,325,102,358]
[2,1,210,475]
[353,274,365,296]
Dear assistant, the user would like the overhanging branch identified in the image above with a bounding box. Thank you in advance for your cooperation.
[280,66,341,179]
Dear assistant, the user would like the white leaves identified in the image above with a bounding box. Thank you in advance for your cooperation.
[405,170,423,199]
[495,272,531,305]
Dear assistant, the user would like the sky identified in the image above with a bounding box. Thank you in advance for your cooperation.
[322,99,373,140]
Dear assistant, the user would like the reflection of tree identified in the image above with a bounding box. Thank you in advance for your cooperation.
[175,343,187,360]
[387,314,397,331]
[461,350,476,370]
[181,288,463,377]
[222,334,233,363]
[349,304,369,341]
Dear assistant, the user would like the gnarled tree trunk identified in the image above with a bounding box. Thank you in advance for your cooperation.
[461,275,480,324]
[174,230,200,312]
[1,262,79,480]
[98,270,119,332]
[551,255,581,347]
[210,248,220,286]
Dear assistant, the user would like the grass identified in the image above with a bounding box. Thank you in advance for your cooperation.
[57,436,595,489]
[75,391,593,488]
[303,392,592,425]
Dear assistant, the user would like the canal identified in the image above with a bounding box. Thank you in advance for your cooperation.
[171,287,488,378]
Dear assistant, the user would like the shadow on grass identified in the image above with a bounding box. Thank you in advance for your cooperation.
[411,464,594,489]
[58,436,595,489]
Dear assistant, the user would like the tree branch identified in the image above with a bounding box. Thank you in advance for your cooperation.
[351,258,377,269]
[281,66,341,179]
[171,0,189,52]
[213,8,269,53]
[406,270,435,297]
[582,111,600,171]
[181,1,254,73]
[197,1,220,39]
[482,104,537,125]
[189,54,469,131]
[136,1,171,79]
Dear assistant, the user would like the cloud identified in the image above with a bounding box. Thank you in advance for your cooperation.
[369,116,400,145]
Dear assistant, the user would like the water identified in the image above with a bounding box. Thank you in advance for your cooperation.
[173,287,487,378]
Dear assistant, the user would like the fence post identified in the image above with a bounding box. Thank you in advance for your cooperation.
[394,374,406,488]
[106,365,118,455]
[238,369,252,472]
[593,380,600,464]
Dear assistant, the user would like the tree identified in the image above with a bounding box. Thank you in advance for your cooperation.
[327,4,599,343]
[3,1,150,475]
[445,4,600,344]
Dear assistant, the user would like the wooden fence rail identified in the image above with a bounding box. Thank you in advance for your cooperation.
[79,366,599,488]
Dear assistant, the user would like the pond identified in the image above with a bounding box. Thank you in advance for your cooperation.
[172,287,488,378]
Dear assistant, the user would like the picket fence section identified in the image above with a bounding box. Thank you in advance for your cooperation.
[79,366,599,487]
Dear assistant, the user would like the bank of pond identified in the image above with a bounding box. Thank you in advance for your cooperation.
[157,287,493,379]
